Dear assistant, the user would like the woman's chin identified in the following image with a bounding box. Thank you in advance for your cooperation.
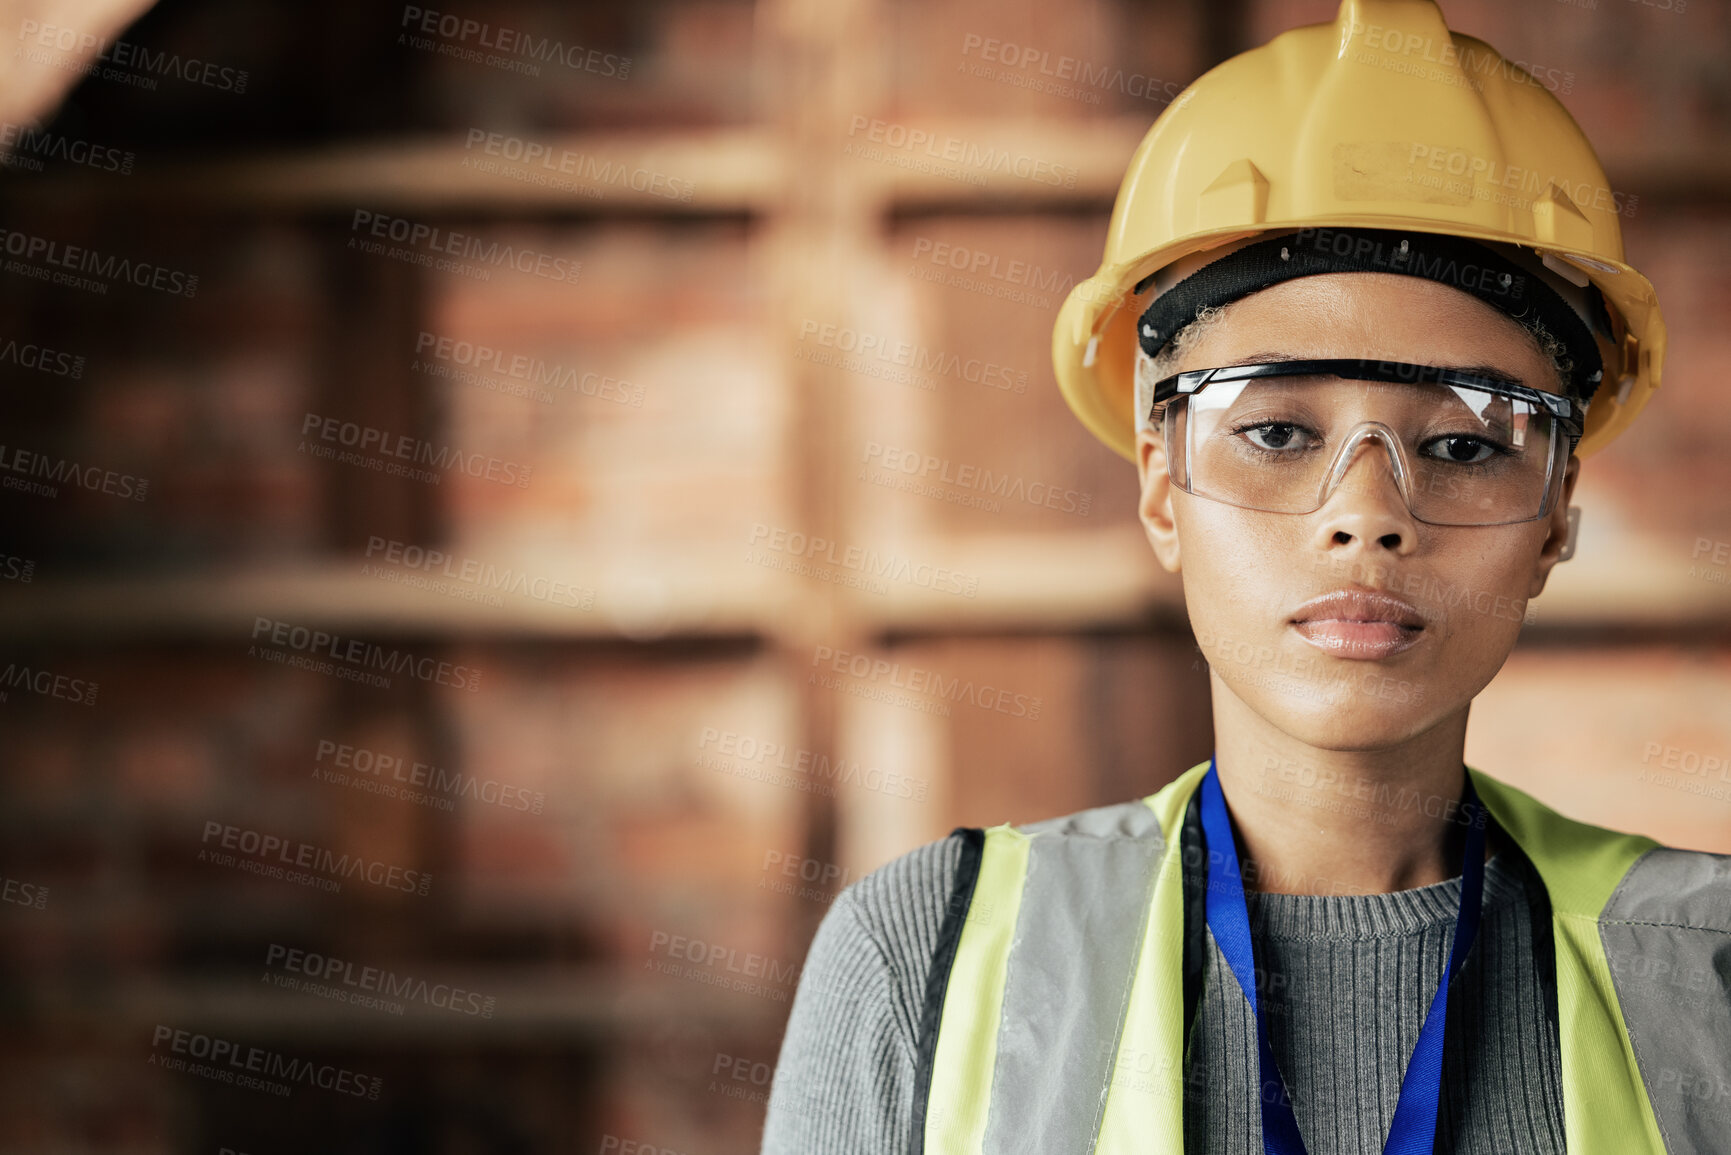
[1222,675,1458,752]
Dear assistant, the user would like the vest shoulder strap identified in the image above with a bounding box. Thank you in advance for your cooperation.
[915,782,1195,1154]
[911,826,985,1155]
[1468,765,1657,916]
[1469,765,1731,1153]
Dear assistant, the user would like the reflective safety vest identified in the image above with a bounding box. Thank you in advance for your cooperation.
[911,760,1731,1154]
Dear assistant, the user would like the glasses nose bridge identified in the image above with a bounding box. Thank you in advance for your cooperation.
[1321,420,1414,510]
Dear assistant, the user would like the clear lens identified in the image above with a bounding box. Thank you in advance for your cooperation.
[1164,375,1561,526]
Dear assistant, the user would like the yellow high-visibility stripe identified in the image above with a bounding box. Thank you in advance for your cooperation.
[1092,759,1211,1152]
[1554,915,1669,1152]
[923,822,1031,1154]
[1468,768,1668,1153]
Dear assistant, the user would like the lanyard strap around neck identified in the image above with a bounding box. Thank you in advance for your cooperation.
[1197,757,1488,1155]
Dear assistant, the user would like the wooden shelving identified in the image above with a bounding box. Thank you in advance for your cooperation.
[25,972,781,1040]
[0,523,1723,645]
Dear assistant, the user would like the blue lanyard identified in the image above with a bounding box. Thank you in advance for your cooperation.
[1198,757,1487,1155]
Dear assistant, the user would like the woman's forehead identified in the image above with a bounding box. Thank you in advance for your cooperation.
[1178,274,1565,396]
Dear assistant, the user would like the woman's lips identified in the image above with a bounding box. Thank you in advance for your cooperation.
[1291,619,1421,659]
[1289,589,1426,660]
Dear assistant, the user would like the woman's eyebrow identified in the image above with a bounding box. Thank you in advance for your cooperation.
[1233,351,1526,386]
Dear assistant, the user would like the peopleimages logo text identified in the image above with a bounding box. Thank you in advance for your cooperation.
[265,943,496,1018]
[150,1026,380,1098]
[0,227,197,296]
[959,34,1187,104]
[1294,227,1524,300]
[796,319,1028,393]
[0,661,98,705]
[365,536,592,610]
[399,6,630,77]
[17,20,249,92]
[747,523,979,598]
[0,337,84,378]
[811,645,1042,719]
[349,210,581,284]
[0,442,147,500]
[200,820,433,896]
[0,121,134,174]
[314,739,546,813]
[413,331,643,405]
[462,130,694,202]
[845,116,1078,188]
[250,616,483,691]
[299,412,533,488]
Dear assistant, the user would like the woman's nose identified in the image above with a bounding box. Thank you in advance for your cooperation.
[1310,430,1419,555]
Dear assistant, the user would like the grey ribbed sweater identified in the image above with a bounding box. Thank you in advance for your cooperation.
[760,804,1565,1154]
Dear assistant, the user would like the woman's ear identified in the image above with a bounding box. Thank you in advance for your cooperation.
[1528,453,1581,598]
[1136,425,1182,573]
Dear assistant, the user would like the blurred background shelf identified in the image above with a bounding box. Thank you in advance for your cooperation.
[3,0,1731,1151]
[4,524,1731,642]
[13,973,783,1039]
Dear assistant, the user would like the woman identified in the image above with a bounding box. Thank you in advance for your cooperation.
[763,3,1730,1152]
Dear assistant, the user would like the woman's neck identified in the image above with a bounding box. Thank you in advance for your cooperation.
[1209,683,1494,896]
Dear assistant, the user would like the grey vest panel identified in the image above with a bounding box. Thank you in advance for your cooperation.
[981,800,1165,1154]
[1600,846,1731,1155]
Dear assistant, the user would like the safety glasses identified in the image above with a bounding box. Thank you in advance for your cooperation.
[1148,359,1582,527]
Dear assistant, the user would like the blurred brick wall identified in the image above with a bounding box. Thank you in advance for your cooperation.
[1,1,1728,1152]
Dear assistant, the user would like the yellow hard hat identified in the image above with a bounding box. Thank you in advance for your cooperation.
[1053,0,1664,462]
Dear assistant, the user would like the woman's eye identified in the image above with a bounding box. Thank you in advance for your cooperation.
[1424,435,1499,464]
[1241,422,1310,451]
